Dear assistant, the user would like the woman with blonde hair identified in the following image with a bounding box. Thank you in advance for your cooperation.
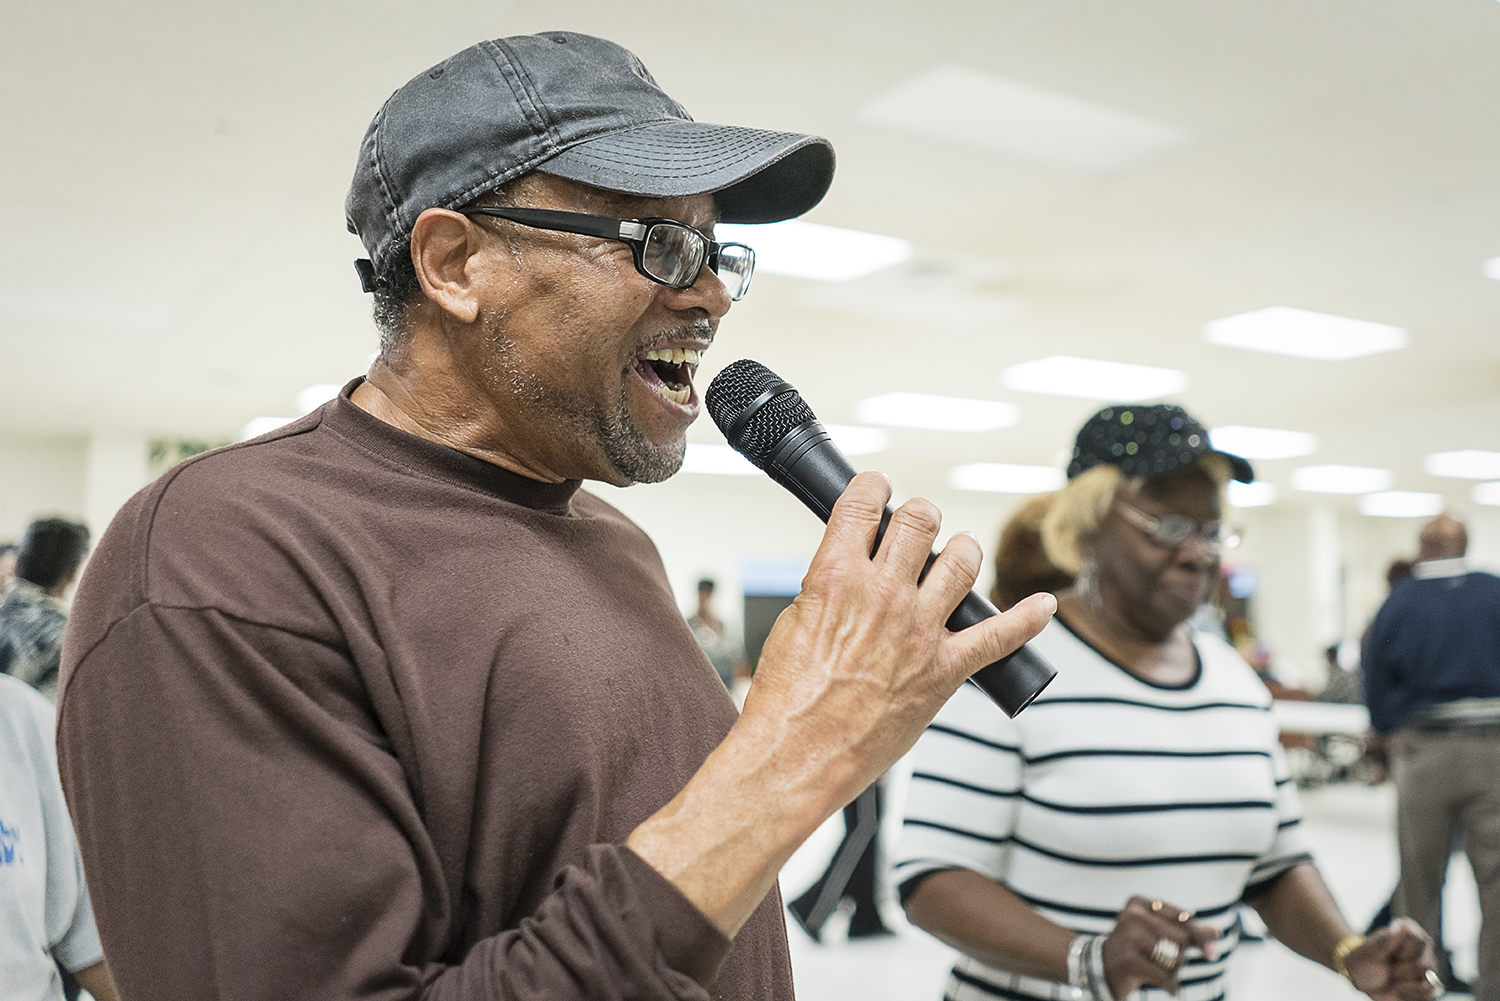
[895,404,1438,1001]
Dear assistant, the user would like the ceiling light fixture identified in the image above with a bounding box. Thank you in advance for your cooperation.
[714,220,912,282]
[1209,425,1317,460]
[297,383,343,414]
[241,417,294,441]
[1425,449,1500,480]
[853,64,1194,177]
[1203,306,1407,361]
[855,392,1020,432]
[680,443,759,476]
[948,463,1065,494]
[1227,481,1278,508]
[824,424,890,456]
[1473,482,1500,507]
[1002,356,1186,401]
[1358,491,1445,518]
[1483,257,1500,281]
[1291,464,1394,494]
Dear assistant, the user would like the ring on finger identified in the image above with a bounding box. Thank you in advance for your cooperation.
[1150,937,1181,970]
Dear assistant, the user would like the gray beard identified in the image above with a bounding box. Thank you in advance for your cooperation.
[477,310,687,485]
[595,399,686,484]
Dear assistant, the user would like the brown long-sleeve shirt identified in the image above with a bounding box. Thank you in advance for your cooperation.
[56,385,794,1000]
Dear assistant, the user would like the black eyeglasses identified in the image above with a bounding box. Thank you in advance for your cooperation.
[1115,501,1242,551]
[459,206,756,301]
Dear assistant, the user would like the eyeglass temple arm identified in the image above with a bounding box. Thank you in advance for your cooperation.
[461,206,629,242]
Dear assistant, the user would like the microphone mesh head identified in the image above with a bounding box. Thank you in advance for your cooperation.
[705,359,818,468]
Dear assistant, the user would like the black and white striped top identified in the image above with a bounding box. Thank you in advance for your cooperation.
[893,618,1311,1001]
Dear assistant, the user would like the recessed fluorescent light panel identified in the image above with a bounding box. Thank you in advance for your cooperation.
[824,424,890,456]
[948,463,1065,494]
[1358,491,1444,518]
[854,64,1194,177]
[1203,307,1407,361]
[713,220,912,282]
[1473,482,1500,507]
[1209,426,1317,461]
[1425,450,1500,480]
[681,443,759,476]
[241,417,294,441]
[1227,481,1278,508]
[1002,356,1186,401]
[1291,464,1393,494]
[1484,257,1500,281]
[297,383,343,414]
[854,392,1020,432]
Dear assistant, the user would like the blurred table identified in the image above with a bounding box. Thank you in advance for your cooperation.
[1271,700,1371,787]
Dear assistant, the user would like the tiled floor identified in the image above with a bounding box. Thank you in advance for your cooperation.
[780,771,1481,1000]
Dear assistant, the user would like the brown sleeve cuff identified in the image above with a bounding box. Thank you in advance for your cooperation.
[617,846,734,987]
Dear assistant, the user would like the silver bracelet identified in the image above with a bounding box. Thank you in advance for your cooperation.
[1085,934,1116,1001]
[1065,934,1091,994]
[1063,934,1114,1001]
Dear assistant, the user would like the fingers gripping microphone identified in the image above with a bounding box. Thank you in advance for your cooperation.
[705,359,1056,717]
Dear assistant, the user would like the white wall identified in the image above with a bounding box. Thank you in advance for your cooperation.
[0,433,152,548]
[0,435,87,544]
[84,434,150,540]
[1226,502,1494,690]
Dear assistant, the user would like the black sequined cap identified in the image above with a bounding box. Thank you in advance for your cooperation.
[1067,404,1254,483]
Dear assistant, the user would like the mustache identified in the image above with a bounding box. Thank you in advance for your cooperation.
[637,320,715,353]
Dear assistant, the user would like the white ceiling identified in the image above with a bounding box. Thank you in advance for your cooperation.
[4,0,1500,517]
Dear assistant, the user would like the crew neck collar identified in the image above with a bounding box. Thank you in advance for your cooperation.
[322,377,583,513]
[1052,613,1204,691]
[1412,557,1468,580]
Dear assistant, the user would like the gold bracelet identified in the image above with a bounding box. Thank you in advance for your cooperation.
[1332,933,1365,982]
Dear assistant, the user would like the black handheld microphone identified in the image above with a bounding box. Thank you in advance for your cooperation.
[705,359,1056,717]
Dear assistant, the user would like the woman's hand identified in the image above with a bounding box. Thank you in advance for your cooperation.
[1343,918,1441,1001]
[1102,896,1219,999]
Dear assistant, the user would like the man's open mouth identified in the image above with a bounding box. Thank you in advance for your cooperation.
[635,348,701,406]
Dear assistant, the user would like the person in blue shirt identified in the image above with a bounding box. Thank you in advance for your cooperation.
[1364,513,1500,998]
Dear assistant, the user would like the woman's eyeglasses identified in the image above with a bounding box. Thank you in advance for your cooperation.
[1115,501,1242,551]
[460,206,756,301]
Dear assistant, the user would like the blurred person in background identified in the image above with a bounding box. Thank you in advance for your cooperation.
[0,519,89,701]
[1364,513,1500,998]
[895,404,1438,1001]
[686,578,744,691]
[989,493,1074,613]
[0,672,118,1001]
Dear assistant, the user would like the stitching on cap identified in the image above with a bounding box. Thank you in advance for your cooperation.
[488,39,558,155]
[433,41,562,211]
[369,104,404,268]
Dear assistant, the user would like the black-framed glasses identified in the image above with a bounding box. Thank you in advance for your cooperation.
[1115,501,1242,551]
[459,206,756,301]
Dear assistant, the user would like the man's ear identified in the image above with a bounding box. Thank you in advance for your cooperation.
[409,208,487,324]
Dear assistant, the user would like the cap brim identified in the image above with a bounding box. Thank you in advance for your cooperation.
[535,120,835,224]
[1216,450,1255,483]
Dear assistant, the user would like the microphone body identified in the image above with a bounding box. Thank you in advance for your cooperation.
[707,364,1056,717]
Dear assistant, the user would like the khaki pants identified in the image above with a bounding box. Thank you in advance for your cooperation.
[1393,725,1500,1000]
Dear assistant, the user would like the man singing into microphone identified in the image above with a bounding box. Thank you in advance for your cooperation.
[54,33,1053,1001]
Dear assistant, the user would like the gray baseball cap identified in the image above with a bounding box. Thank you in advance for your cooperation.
[346,31,836,278]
